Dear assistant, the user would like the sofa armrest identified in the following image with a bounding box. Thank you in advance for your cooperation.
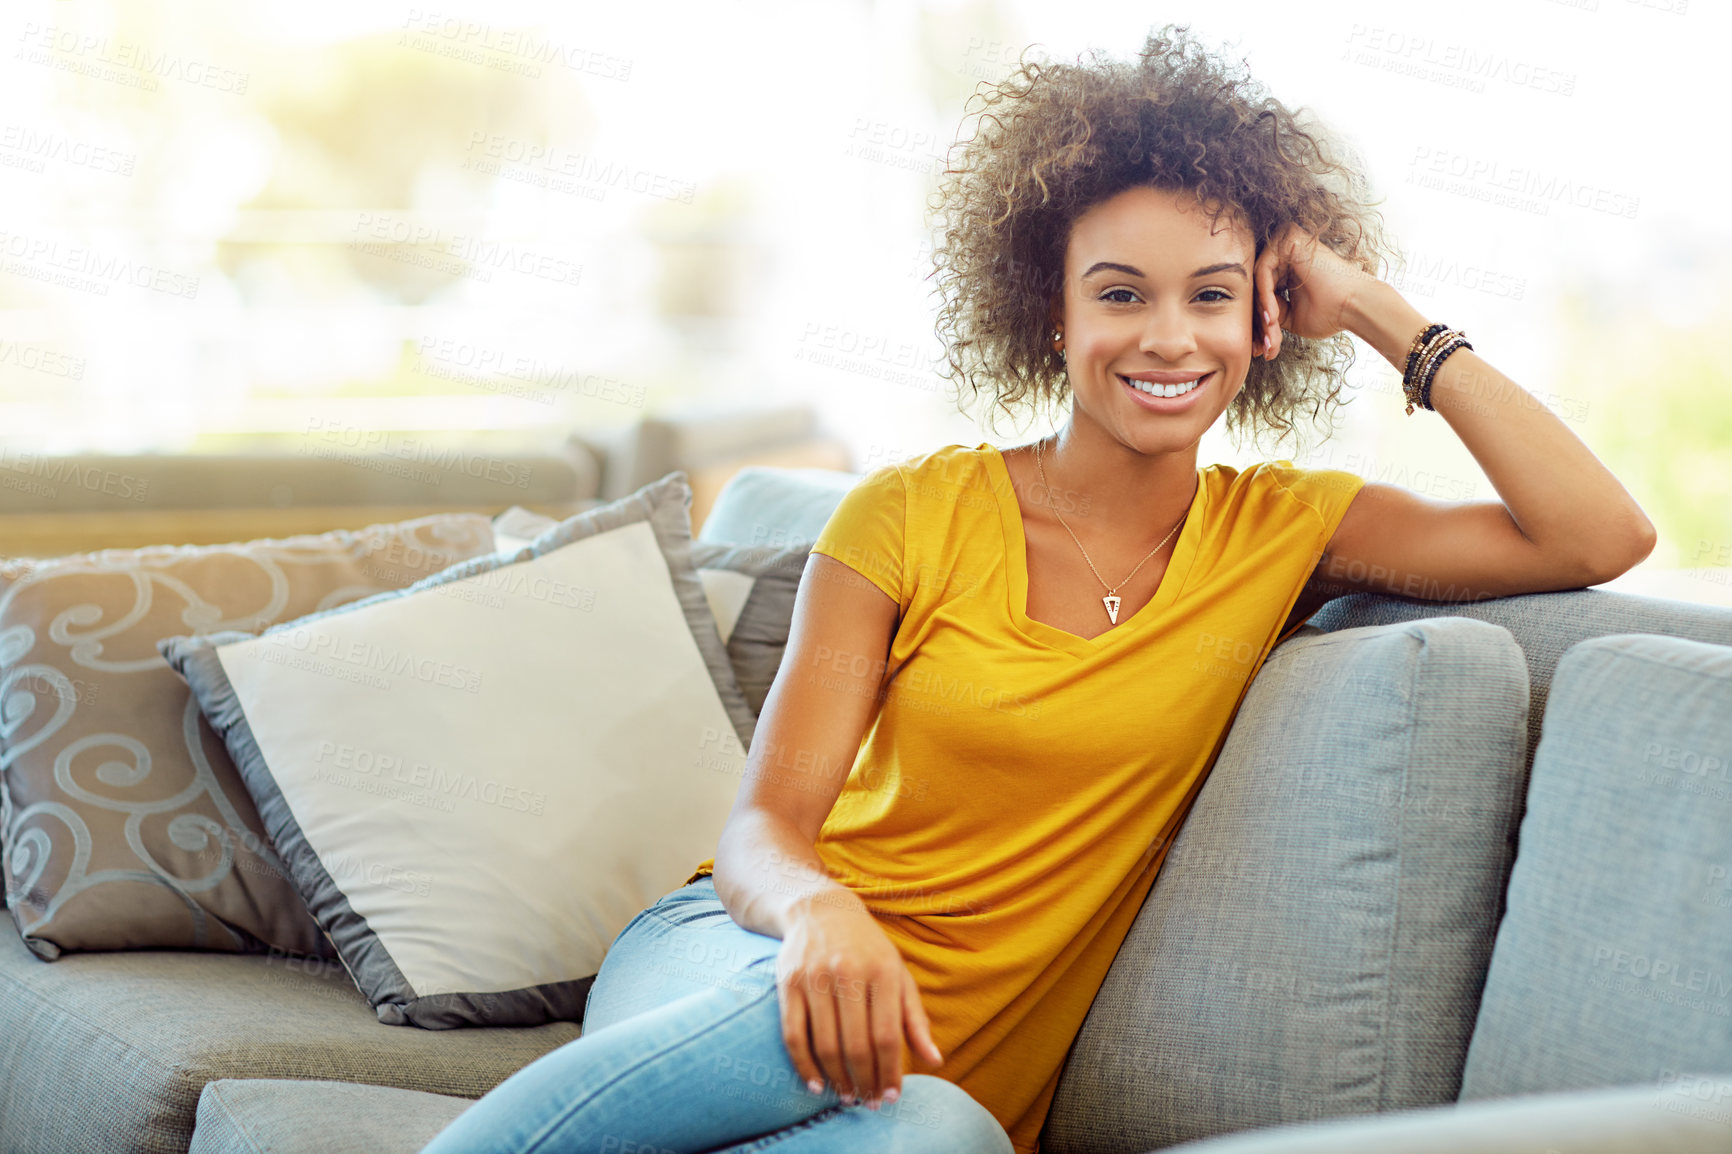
[1155,1077,1732,1154]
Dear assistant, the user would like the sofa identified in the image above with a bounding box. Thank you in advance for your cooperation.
[2,462,1730,1154]
[0,401,849,558]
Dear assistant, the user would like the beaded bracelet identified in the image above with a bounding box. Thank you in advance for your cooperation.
[1402,324,1472,415]
[1418,333,1471,413]
[1403,323,1448,387]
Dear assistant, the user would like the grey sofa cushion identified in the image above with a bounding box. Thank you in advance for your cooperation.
[690,540,809,716]
[694,465,860,548]
[1044,616,1531,1151]
[190,1080,470,1154]
[0,918,577,1154]
[1460,633,1732,1100]
[1159,1075,1732,1153]
[1308,589,1732,782]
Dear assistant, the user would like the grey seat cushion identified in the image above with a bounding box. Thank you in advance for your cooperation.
[190,1080,470,1154]
[1159,1075,1732,1153]
[1460,633,1732,1099]
[0,920,577,1154]
[1044,616,1532,1151]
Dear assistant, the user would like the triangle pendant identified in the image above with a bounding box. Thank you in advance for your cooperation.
[1103,594,1121,625]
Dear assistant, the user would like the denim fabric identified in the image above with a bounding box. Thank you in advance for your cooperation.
[418,876,1013,1154]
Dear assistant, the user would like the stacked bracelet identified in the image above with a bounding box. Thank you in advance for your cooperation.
[1401,323,1473,415]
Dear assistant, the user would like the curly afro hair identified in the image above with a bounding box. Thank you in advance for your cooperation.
[928,22,1398,455]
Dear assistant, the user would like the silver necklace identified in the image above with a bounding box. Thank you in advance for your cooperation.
[1033,437,1189,625]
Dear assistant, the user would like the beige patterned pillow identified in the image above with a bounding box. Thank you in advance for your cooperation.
[0,514,495,960]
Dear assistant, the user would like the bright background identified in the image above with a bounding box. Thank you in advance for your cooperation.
[2,0,1727,603]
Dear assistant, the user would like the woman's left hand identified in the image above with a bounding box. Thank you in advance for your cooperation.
[1252,224,1378,358]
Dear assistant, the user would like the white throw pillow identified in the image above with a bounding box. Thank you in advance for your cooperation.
[160,472,754,1029]
[490,504,762,644]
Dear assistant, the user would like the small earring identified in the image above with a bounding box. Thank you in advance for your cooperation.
[1052,330,1065,362]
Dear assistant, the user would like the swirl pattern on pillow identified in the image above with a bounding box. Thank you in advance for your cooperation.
[0,514,495,960]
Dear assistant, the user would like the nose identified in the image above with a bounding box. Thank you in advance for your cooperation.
[1139,298,1198,363]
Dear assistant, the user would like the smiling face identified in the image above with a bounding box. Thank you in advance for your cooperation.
[1054,184,1258,456]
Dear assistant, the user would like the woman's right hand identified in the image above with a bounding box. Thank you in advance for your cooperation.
[776,899,944,1108]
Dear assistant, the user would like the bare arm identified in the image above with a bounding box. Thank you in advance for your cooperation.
[712,550,898,936]
[709,550,941,1108]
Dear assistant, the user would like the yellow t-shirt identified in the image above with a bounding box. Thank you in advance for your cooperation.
[686,442,1365,1153]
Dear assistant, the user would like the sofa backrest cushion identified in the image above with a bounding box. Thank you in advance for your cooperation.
[1042,616,1532,1151]
[695,465,861,549]
[1309,590,1732,783]
[1458,633,1732,1100]
[688,541,808,717]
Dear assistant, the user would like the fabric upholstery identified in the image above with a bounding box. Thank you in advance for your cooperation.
[160,471,757,1029]
[690,540,808,716]
[1459,633,1732,1099]
[189,1079,470,1154]
[488,505,560,554]
[694,465,860,549]
[484,508,811,716]
[1159,1075,1732,1153]
[0,917,576,1154]
[0,514,496,960]
[1308,589,1732,782]
[1042,616,1531,1151]
[0,444,599,514]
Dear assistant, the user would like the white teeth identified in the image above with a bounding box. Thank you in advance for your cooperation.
[1125,374,1205,399]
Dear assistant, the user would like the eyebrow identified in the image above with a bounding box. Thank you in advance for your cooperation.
[1081,261,1248,280]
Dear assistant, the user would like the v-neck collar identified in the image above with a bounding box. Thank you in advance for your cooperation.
[982,442,1208,659]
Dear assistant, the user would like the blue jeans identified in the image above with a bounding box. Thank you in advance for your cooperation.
[418,875,1014,1153]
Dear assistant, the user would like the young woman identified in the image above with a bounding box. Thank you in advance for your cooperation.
[420,23,1653,1154]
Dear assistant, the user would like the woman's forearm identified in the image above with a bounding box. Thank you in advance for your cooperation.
[1341,280,1656,573]
[712,807,871,940]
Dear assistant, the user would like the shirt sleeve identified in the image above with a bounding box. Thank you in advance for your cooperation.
[810,463,907,609]
[1265,459,1367,646]
[1265,458,1367,549]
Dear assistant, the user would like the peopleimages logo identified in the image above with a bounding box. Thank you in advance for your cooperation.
[0,339,86,379]
[0,448,148,501]
[302,418,533,488]
[14,23,251,94]
[313,741,547,816]
[1591,944,1732,999]
[0,228,200,298]
[262,627,483,694]
[0,124,136,175]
